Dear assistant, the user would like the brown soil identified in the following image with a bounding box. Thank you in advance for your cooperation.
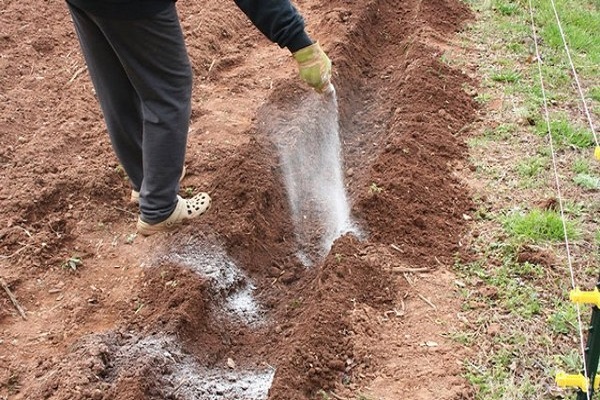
[0,0,477,399]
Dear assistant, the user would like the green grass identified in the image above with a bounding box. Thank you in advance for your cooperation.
[562,201,586,217]
[475,92,492,104]
[504,284,542,318]
[445,330,477,346]
[503,208,579,242]
[494,0,521,16]
[492,264,544,317]
[547,300,578,334]
[464,360,539,400]
[454,0,599,398]
[534,0,600,67]
[553,348,583,372]
[538,65,571,94]
[493,123,517,139]
[573,173,600,190]
[456,258,544,318]
[516,156,547,177]
[536,118,595,148]
[590,86,600,102]
[491,70,521,83]
[572,157,590,174]
[474,124,519,144]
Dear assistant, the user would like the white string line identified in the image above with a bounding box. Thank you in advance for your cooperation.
[526,1,590,397]
[548,0,599,147]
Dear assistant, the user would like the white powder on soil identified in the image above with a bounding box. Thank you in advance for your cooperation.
[89,333,274,400]
[166,243,264,325]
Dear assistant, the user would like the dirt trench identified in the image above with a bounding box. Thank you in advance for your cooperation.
[0,0,476,399]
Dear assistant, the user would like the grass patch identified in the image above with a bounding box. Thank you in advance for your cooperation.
[491,70,521,83]
[465,361,539,399]
[547,300,578,334]
[445,330,477,346]
[590,86,600,102]
[516,156,547,178]
[572,157,590,174]
[497,3,519,16]
[493,123,517,139]
[536,118,595,148]
[573,173,600,190]
[534,0,600,67]
[503,283,542,318]
[475,92,492,104]
[492,263,544,317]
[503,209,579,242]
[454,0,599,397]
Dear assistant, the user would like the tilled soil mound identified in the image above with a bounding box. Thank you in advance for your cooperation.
[0,0,475,399]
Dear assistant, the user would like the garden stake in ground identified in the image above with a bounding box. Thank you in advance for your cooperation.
[556,275,600,399]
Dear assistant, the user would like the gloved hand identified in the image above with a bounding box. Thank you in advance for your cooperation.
[293,42,332,93]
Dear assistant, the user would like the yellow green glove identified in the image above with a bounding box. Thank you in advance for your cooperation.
[293,42,332,93]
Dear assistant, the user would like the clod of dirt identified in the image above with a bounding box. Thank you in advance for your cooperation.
[516,246,556,268]
[537,197,558,211]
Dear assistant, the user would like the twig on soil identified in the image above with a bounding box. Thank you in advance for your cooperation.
[417,293,437,311]
[1,278,27,320]
[384,308,404,318]
[114,207,136,216]
[389,266,431,273]
[263,362,277,371]
[17,226,32,238]
[390,243,404,253]
[329,392,350,400]
[0,244,31,259]
[170,378,188,397]
[67,66,87,85]
[402,272,414,286]
[208,59,216,74]
[47,221,62,238]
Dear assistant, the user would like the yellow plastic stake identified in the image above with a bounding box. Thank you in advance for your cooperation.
[556,371,589,392]
[595,146,600,161]
[570,287,600,307]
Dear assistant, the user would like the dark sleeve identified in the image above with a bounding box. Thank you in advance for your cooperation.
[233,0,313,52]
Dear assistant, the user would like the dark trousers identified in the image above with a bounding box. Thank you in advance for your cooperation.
[68,3,192,223]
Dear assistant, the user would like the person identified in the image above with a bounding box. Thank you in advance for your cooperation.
[65,0,332,236]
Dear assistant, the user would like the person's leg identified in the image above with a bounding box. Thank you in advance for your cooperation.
[67,3,144,192]
[90,4,192,223]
